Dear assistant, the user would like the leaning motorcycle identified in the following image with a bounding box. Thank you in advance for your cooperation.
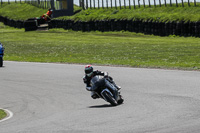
[0,43,4,67]
[90,75,124,106]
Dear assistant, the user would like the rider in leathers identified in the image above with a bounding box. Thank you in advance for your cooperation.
[83,65,121,100]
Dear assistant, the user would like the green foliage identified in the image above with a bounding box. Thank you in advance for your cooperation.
[0,109,7,120]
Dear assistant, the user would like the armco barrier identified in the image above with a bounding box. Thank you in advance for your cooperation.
[1,15,200,37]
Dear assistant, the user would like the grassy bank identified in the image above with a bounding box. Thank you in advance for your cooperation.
[0,3,47,20]
[1,22,200,70]
[1,3,200,22]
[61,5,200,22]
[0,109,7,120]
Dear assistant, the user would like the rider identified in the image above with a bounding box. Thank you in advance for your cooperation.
[41,8,53,21]
[0,42,4,55]
[83,65,121,99]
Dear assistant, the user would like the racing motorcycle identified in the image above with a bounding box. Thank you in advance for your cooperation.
[90,75,124,106]
[0,42,4,67]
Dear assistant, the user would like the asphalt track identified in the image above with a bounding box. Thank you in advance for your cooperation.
[1,61,200,133]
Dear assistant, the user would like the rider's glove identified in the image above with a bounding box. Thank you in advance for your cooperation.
[104,72,108,78]
[86,87,91,91]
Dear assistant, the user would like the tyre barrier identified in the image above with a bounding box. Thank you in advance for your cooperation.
[1,15,200,37]
[0,16,24,29]
[24,20,38,31]
[50,20,200,37]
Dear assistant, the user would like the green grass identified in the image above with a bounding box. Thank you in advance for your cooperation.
[0,109,7,120]
[0,3,48,20]
[1,22,200,70]
[1,3,200,22]
[59,4,200,22]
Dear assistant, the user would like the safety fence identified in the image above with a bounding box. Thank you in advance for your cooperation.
[78,0,199,9]
[1,0,199,9]
[25,0,52,9]
[1,15,200,37]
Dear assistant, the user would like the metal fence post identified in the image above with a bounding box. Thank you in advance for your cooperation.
[138,0,140,8]
[124,0,126,8]
[159,0,161,7]
[106,0,108,8]
[119,0,121,9]
[188,0,190,6]
[182,0,184,7]
[148,0,151,7]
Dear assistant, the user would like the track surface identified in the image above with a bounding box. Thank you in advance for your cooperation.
[1,61,200,133]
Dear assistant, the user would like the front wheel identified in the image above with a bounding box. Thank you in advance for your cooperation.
[117,95,124,104]
[0,57,3,67]
[102,91,118,106]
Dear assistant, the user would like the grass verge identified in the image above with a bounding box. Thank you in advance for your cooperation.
[1,3,200,22]
[0,109,7,120]
[1,22,200,70]
[58,4,200,22]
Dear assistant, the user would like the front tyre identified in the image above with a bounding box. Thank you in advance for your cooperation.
[102,91,118,106]
[117,95,124,104]
[0,57,3,67]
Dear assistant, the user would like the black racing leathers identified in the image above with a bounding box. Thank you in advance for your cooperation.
[83,70,119,100]
[83,70,108,88]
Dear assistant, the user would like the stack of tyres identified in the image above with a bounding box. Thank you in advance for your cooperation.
[0,42,4,67]
[24,19,38,31]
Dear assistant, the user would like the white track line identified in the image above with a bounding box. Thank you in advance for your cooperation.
[0,108,13,123]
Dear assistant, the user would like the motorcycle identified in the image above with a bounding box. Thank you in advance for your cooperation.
[0,43,4,67]
[90,75,124,106]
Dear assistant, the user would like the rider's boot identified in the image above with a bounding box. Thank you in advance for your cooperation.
[91,94,100,99]
[117,95,124,104]
[91,91,100,99]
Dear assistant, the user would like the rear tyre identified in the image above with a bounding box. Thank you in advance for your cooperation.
[102,91,118,106]
[0,57,3,67]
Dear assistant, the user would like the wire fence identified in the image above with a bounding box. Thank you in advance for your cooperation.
[78,0,199,9]
[1,0,199,9]
[26,0,52,9]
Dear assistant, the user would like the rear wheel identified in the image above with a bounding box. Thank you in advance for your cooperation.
[102,91,118,106]
[0,57,3,67]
